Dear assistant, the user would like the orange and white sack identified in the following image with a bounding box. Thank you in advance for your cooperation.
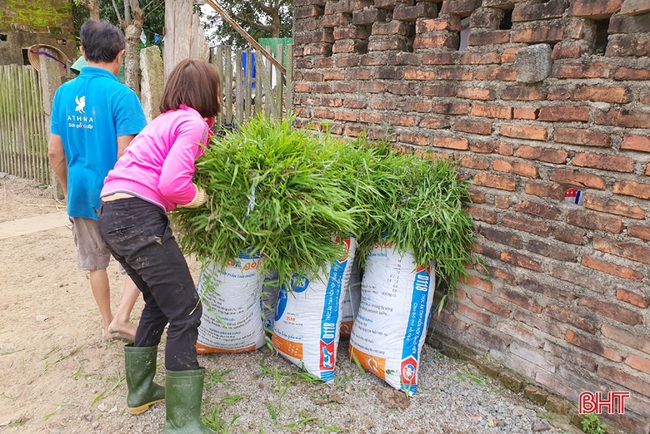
[339,257,361,339]
[349,242,435,395]
[272,236,356,382]
[195,254,267,354]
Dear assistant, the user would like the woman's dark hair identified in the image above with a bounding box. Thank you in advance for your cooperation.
[160,58,222,118]
[80,20,125,63]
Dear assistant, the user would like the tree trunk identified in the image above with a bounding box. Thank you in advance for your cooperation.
[81,0,100,21]
[121,1,145,96]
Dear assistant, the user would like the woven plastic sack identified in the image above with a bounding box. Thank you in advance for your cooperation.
[272,236,356,382]
[349,242,435,395]
[339,257,361,339]
[195,254,267,354]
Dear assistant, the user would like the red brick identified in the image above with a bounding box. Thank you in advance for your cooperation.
[514,201,562,220]
[626,354,650,375]
[573,86,630,104]
[516,146,568,164]
[413,34,459,50]
[513,107,538,120]
[502,86,545,101]
[479,225,524,248]
[440,0,482,15]
[474,173,517,191]
[404,68,436,80]
[581,255,644,282]
[456,302,492,325]
[372,20,411,36]
[399,132,430,146]
[502,214,551,237]
[550,169,606,189]
[493,159,538,178]
[512,23,564,43]
[343,99,367,109]
[402,100,432,113]
[359,112,384,124]
[469,206,499,224]
[471,104,513,119]
[457,87,495,100]
[598,365,650,398]
[566,330,624,362]
[553,128,611,147]
[433,136,470,150]
[628,225,650,241]
[512,311,563,339]
[513,0,567,21]
[470,141,496,154]
[613,180,650,200]
[421,52,460,65]
[521,276,577,303]
[468,30,510,46]
[621,135,650,153]
[453,119,493,135]
[499,287,543,313]
[595,110,650,129]
[614,67,650,80]
[421,83,457,97]
[571,0,623,18]
[543,341,597,372]
[552,40,591,59]
[616,288,650,309]
[566,209,624,234]
[545,304,597,334]
[334,111,358,122]
[602,324,650,354]
[386,114,417,127]
[500,251,544,272]
[461,274,493,293]
[314,108,335,119]
[471,293,512,317]
[578,296,643,326]
[538,106,590,122]
[474,66,516,81]
[552,62,611,79]
[500,47,519,63]
[572,152,635,173]
[549,264,607,293]
[420,117,451,129]
[436,68,474,81]
[593,236,650,266]
[525,182,564,200]
[583,195,645,219]
[432,310,469,331]
[500,124,548,141]
[552,226,587,245]
[431,102,471,115]
[416,17,461,33]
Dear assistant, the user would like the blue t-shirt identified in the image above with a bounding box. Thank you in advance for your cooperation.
[51,67,147,219]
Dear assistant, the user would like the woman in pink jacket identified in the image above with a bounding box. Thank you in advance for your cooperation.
[98,58,220,433]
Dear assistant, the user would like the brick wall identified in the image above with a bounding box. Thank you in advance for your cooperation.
[293,0,650,432]
[0,0,76,65]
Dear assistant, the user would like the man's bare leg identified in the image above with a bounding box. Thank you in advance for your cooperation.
[108,276,139,341]
[89,268,113,340]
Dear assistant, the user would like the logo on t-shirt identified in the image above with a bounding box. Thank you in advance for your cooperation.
[75,95,85,114]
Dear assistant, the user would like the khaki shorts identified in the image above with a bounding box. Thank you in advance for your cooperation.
[70,217,111,271]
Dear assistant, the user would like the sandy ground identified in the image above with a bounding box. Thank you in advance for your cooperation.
[0,175,581,434]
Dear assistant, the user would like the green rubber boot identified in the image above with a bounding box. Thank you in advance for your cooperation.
[163,368,214,433]
[124,345,165,414]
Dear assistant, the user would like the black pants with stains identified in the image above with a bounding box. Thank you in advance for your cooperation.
[98,197,202,371]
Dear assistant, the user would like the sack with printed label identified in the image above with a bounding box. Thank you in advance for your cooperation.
[260,270,280,334]
[272,236,356,382]
[195,254,267,354]
[349,242,435,395]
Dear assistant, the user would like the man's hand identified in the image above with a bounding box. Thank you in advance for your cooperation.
[48,133,68,196]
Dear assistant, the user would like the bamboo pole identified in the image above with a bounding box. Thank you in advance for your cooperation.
[203,0,286,75]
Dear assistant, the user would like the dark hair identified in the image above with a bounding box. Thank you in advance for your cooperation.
[159,58,222,118]
[80,20,125,63]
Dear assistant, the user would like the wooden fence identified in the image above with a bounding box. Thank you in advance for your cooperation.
[0,44,293,188]
[0,64,51,185]
[211,44,293,129]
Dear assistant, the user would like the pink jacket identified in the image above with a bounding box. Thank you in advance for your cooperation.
[101,105,212,211]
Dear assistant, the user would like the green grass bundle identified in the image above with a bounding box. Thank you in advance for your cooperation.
[172,116,363,286]
[351,139,476,306]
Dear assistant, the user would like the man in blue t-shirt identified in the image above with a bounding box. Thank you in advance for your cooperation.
[48,20,147,343]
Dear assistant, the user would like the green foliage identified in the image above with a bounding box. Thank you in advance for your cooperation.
[173,115,362,287]
[581,414,607,434]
